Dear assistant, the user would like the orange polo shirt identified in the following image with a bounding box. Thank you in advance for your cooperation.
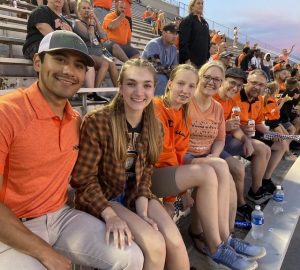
[0,82,81,218]
[264,96,280,120]
[93,0,112,9]
[103,11,131,45]
[213,93,238,120]
[233,88,264,125]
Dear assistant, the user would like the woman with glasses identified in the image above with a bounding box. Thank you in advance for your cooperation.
[185,61,266,269]
[151,63,261,270]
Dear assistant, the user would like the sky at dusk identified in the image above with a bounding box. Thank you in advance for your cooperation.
[179,0,300,60]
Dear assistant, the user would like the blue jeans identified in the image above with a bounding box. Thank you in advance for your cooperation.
[155,74,168,96]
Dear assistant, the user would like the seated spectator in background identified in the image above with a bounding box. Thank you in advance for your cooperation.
[262,52,273,81]
[74,0,118,91]
[143,5,153,24]
[102,0,139,62]
[151,9,159,34]
[291,67,300,80]
[63,0,76,17]
[173,16,182,49]
[211,31,225,45]
[151,64,264,269]
[142,23,178,95]
[156,11,166,36]
[233,69,286,201]
[218,51,233,70]
[280,77,300,135]
[208,42,218,61]
[23,0,72,60]
[232,26,239,48]
[93,0,112,24]
[71,58,188,270]
[0,30,140,270]
[263,81,297,161]
[211,41,227,60]
[240,49,255,71]
[273,65,291,92]
[250,49,261,69]
[237,47,250,67]
[279,44,295,65]
[179,0,210,69]
[214,68,272,219]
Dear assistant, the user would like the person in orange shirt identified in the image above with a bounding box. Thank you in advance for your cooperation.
[237,47,250,67]
[93,0,112,23]
[124,0,132,31]
[211,41,227,61]
[0,31,142,270]
[151,63,263,269]
[215,68,273,220]
[211,31,225,45]
[273,65,291,92]
[233,69,287,202]
[102,0,139,61]
[279,44,295,65]
[143,5,153,24]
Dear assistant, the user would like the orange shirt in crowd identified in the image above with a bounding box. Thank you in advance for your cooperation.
[213,93,238,120]
[143,10,152,19]
[124,0,131,17]
[238,52,246,67]
[154,98,190,168]
[211,33,222,45]
[279,82,286,92]
[212,52,221,61]
[0,83,80,218]
[263,96,280,121]
[233,88,265,125]
[103,11,131,45]
[93,0,112,9]
[188,96,226,156]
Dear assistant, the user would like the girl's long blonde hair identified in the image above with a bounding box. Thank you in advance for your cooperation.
[108,58,162,164]
[162,64,198,126]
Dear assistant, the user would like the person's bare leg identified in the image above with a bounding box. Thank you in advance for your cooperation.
[251,139,271,192]
[94,57,109,88]
[111,203,166,270]
[175,164,222,254]
[148,199,190,270]
[226,156,246,206]
[84,67,95,88]
[108,61,119,87]
[264,141,287,179]
[112,44,129,62]
[191,158,231,241]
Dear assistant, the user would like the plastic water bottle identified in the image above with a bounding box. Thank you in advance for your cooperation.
[251,205,264,239]
[273,185,284,215]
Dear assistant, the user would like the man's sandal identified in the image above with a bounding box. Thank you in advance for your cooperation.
[188,226,208,255]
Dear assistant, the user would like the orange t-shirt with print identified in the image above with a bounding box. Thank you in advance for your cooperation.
[0,83,80,218]
[103,11,131,45]
[188,96,226,156]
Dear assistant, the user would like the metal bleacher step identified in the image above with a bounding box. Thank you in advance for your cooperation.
[244,157,300,270]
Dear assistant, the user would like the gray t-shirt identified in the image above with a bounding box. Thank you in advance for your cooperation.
[142,37,178,68]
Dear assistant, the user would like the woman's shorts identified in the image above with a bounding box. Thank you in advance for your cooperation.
[151,166,179,198]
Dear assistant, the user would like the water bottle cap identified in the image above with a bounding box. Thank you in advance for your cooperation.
[276,185,282,190]
[255,205,261,210]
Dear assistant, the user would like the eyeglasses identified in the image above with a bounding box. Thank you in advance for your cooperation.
[248,80,266,89]
[227,80,243,90]
[202,75,223,85]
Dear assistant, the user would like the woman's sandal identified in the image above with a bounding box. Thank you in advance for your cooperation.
[188,226,208,255]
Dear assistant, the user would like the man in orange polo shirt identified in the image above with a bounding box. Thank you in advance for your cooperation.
[233,69,286,204]
[214,68,272,220]
[0,31,142,270]
[102,0,139,61]
[93,0,112,23]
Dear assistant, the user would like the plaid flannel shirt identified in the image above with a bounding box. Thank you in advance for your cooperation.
[71,106,163,217]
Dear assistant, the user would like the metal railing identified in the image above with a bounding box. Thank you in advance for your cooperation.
[160,0,300,65]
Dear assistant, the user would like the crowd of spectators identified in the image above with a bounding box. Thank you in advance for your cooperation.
[1,0,300,269]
